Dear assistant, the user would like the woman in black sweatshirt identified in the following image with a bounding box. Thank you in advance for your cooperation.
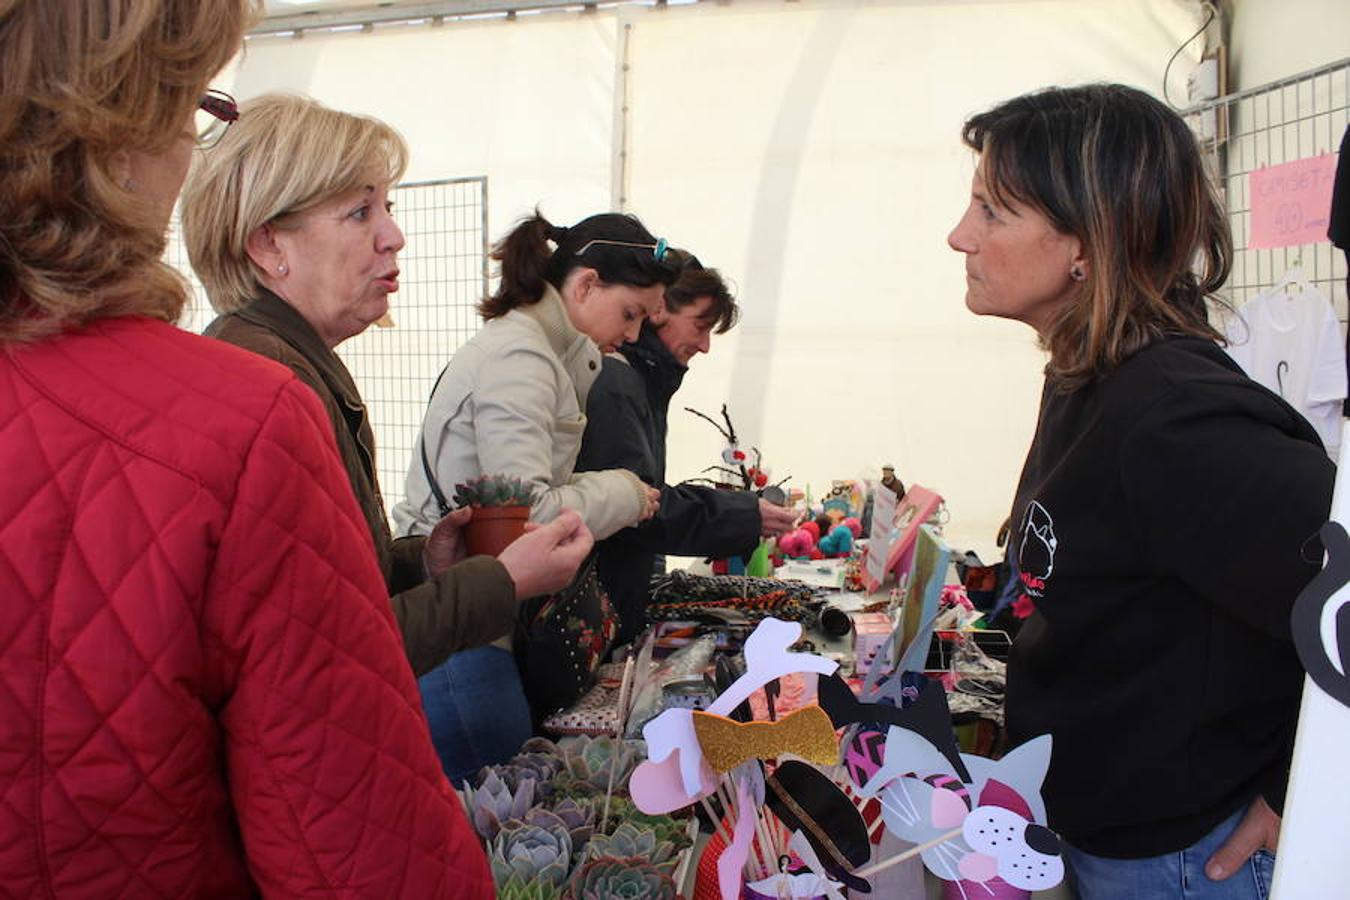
[947,84,1334,900]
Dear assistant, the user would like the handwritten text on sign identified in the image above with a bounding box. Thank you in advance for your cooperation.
[1250,154,1337,249]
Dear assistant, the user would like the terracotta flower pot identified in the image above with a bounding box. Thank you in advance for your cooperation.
[463,506,529,557]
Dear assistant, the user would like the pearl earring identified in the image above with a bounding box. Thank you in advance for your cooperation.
[277,263,288,275]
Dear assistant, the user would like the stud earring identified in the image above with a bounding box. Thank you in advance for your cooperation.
[1070,264,1085,282]
[277,263,288,275]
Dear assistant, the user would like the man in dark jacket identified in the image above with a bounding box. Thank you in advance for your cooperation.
[576,255,797,643]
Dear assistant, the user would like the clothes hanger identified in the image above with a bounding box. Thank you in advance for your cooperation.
[1272,261,1312,300]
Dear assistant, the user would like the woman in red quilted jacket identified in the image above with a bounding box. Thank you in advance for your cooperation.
[0,2,492,896]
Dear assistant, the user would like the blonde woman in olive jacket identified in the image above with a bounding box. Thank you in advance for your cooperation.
[395,211,675,782]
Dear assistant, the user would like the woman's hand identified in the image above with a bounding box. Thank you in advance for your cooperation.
[1205,795,1280,881]
[637,484,661,522]
[422,506,473,578]
[498,509,594,599]
[758,499,798,537]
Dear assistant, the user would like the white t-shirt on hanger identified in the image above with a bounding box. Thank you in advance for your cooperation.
[1224,282,1346,459]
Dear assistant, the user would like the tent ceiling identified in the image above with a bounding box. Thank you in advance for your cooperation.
[258,0,671,33]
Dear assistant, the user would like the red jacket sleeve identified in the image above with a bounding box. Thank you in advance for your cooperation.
[203,378,493,898]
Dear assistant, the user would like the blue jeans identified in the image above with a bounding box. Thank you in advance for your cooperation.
[1065,806,1275,900]
[416,646,532,786]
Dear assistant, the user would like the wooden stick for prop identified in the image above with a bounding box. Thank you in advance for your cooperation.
[853,826,965,879]
[700,795,734,849]
[752,797,776,879]
[600,656,636,834]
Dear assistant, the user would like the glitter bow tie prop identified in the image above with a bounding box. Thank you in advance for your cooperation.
[691,705,839,774]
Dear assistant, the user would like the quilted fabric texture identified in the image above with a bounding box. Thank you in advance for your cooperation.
[0,317,492,898]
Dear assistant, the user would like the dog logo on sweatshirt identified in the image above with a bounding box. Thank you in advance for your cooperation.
[1017,500,1057,599]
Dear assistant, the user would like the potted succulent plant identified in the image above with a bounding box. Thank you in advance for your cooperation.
[454,474,534,557]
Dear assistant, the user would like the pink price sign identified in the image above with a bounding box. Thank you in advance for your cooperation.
[1249,154,1337,249]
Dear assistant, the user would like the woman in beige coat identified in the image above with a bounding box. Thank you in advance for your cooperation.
[396,211,675,781]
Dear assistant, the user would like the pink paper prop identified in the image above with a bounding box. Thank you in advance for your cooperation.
[636,618,837,802]
[1249,154,1337,250]
[844,727,888,789]
[930,784,969,829]
[858,728,1064,892]
[964,735,1051,825]
[629,747,716,814]
[880,486,943,580]
[708,619,837,717]
[639,708,704,799]
[956,850,999,883]
[962,805,1064,892]
[717,779,757,900]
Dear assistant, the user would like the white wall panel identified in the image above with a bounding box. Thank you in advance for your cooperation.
[203,0,1215,557]
[230,15,620,227]
[625,0,1200,554]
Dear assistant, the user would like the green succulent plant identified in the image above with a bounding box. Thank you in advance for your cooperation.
[595,798,691,851]
[490,811,573,891]
[563,856,677,900]
[497,874,564,900]
[465,768,536,842]
[549,796,598,854]
[581,823,679,876]
[559,736,640,792]
[520,736,567,758]
[549,774,602,804]
[453,473,534,508]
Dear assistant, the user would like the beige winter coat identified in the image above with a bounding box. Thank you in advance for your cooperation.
[395,284,648,541]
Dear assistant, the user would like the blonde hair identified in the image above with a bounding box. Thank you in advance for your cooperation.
[0,0,258,344]
[181,94,409,313]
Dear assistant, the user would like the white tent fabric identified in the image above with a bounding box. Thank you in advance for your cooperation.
[220,0,1202,555]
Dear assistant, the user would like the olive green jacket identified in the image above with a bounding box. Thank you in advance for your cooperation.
[206,290,516,675]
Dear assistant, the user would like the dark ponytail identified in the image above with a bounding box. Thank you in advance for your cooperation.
[479,209,681,320]
[479,210,553,320]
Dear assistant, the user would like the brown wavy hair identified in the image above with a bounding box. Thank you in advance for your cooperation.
[962,83,1231,387]
[663,250,739,334]
[0,0,259,344]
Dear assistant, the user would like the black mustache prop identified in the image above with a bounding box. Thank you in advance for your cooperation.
[1292,521,1350,708]
[817,672,970,783]
[765,760,872,894]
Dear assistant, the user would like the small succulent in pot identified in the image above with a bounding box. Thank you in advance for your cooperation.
[453,473,535,556]
[563,856,677,900]
[453,473,535,508]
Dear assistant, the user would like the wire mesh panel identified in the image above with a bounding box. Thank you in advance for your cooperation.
[165,176,489,518]
[1182,59,1349,318]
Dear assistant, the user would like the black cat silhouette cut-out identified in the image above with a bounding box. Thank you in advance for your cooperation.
[1292,521,1350,708]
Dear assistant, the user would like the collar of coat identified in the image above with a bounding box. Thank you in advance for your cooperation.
[235,288,365,412]
[618,320,688,403]
[519,282,604,405]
